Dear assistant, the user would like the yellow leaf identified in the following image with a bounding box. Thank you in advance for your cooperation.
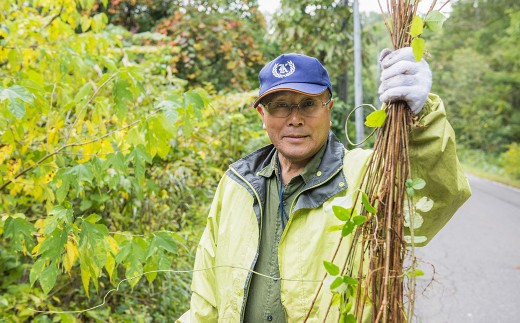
[100,139,114,155]
[32,185,43,200]
[105,235,119,254]
[81,267,91,297]
[226,61,237,70]
[63,239,79,274]
[105,252,116,282]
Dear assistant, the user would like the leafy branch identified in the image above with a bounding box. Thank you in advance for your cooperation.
[0,115,150,192]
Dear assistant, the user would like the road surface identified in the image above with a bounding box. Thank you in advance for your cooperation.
[413,174,520,322]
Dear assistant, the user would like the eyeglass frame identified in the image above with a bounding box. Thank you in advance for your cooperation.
[260,96,333,118]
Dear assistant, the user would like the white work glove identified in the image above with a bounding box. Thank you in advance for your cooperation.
[378,47,432,114]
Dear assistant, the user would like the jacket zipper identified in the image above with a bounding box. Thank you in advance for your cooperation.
[229,167,263,323]
[231,164,344,321]
[277,166,344,319]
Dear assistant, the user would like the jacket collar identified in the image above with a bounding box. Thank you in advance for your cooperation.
[227,131,347,212]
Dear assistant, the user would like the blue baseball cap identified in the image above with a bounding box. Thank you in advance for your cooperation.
[252,53,333,107]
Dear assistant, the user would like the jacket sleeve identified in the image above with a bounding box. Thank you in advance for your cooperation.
[177,178,226,322]
[407,93,472,246]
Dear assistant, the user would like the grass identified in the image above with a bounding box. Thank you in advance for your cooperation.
[462,163,520,189]
[457,146,520,189]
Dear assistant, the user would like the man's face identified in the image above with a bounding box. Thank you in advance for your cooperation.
[257,90,333,165]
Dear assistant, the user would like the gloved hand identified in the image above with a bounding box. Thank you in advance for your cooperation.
[378,47,432,114]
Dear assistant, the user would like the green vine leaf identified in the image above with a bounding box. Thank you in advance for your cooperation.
[342,275,358,285]
[332,205,352,222]
[330,276,344,290]
[425,10,447,32]
[364,109,387,128]
[407,269,425,278]
[361,191,377,214]
[324,261,340,276]
[342,221,356,237]
[410,15,424,37]
[411,37,425,61]
[352,215,367,225]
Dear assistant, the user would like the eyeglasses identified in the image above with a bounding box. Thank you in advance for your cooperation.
[262,97,332,118]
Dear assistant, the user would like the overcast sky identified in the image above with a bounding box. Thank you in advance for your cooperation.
[258,0,452,15]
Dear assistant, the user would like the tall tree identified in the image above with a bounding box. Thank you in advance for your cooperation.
[152,0,267,91]
[429,0,520,153]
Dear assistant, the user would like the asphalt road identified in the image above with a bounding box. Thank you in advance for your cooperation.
[413,174,520,322]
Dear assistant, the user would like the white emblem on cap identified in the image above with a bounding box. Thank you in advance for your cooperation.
[272,61,295,78]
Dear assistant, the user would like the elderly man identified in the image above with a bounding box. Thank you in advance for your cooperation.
[179,49,471,322]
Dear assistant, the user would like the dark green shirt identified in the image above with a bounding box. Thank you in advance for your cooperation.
[243,144,327,322]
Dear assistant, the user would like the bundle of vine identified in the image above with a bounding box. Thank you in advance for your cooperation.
[348,1,447,322]
[321,1,448,322]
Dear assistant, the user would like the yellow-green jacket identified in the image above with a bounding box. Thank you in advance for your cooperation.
[178,94,471,322]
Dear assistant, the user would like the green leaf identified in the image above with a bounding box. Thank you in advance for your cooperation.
[146,231,177,259]
[410,15,424,37]
[332,205,352,222]
[361,191,377,214]
[330,276,344,290]
[323,261,340,276]
[45,205,73,234]
[68,164,94,184]
[130,145,152,182]
[53,169,75,204]
[39,261,59,294]
[411,37,425,62]
[328,224,344,232]
[30,257,47,287]
[113,79,132,119]
[146,116,173,158]
[342,275,358,285]
[38,229,67,261]
[78,219,109,292]
[345,314,356,323]
[0,85,34,119]
[157,95,182,124]
[352,215,367,226]
[107,152,127,173]
[4,216,35,253]
[342,221,356,237]
[364,109,387,128]
[125,255,144,288]
[425,11,447,32]
[74,82,93,105]
[407,269,425,278]
[144,253,159,284]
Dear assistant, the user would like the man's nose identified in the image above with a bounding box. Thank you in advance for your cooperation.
[287,104,304,124]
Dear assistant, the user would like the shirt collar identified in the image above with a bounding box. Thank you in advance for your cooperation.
[257,142,328,184]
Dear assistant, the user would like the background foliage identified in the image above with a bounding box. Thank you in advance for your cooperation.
[1,0,518,321]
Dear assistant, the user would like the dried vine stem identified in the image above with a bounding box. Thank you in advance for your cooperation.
[305,1,444,322]
[352,1,438,322]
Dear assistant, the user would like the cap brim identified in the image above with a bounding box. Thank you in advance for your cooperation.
[253,83,328,108]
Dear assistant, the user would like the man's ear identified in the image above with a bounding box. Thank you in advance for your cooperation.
[256,105,265,118]
[328,99,334,111]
